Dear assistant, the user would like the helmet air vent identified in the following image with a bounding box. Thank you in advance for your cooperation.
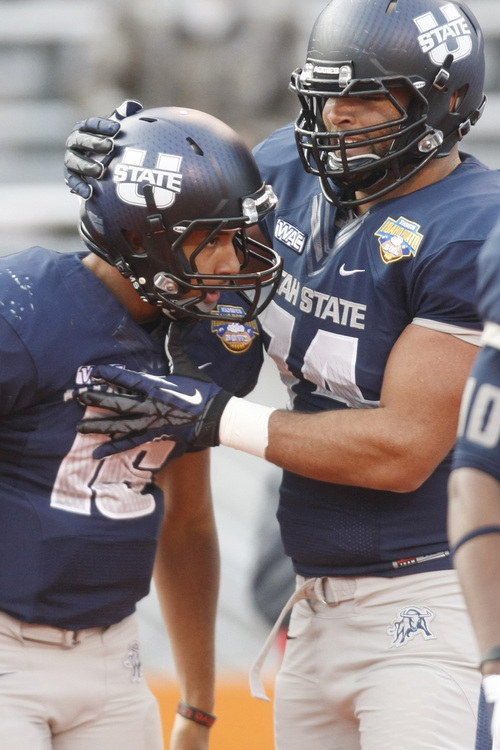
[187,137,204,156]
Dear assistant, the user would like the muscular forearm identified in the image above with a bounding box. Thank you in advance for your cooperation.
[220,326,472,492]
[220,399,454,492]
[266,406,441,491]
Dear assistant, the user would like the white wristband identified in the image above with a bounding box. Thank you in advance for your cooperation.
[483,675,500,750]
[483,674,500,703]
[219,397,276,458]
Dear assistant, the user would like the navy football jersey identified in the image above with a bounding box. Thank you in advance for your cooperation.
[453,217,500,482]
[0,248,262,629]
[254,122,500,578]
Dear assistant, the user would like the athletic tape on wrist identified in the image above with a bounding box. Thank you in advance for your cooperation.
[219,397,276,458]
[483,674,500,701]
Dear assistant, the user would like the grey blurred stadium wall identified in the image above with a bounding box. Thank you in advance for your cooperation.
[1,0,499,256]
[0,0,499,685]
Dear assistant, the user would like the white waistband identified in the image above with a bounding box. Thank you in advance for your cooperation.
[19,621,106,647]
[0,611,107,648]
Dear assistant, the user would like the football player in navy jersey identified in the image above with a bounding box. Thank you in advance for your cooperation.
[64,0,499,748]
[449,216,500,750]
[0,105,281,750]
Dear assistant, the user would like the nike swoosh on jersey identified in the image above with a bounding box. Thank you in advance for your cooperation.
[159,386,203,405]
[339,264,365,276]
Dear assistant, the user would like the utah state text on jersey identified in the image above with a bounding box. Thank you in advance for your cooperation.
[277,269,366,329]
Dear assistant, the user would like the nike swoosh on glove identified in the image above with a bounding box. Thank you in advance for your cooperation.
[77,321,234,458]
[64,99,143,198]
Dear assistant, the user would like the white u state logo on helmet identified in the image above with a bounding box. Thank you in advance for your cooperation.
[113,147,183,209]
[414,3,472,65]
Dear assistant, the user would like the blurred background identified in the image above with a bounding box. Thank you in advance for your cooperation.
[0,1,499,746]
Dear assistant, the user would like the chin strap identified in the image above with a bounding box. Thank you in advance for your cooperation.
[458,94,487,140]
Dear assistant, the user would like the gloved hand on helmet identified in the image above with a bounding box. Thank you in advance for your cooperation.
[64,99,143,198]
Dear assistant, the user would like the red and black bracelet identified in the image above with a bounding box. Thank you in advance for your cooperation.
[177,700,217,728]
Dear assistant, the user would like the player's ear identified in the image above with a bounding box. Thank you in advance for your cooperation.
[123,230,146,256]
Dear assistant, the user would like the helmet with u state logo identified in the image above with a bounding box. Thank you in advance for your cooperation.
[290,0,486,208]
[79,106,282,321]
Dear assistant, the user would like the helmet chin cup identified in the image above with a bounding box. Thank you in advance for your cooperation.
[327,151,381,171]
[325,150,387,196]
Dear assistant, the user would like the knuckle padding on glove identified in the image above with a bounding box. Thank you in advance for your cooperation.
[78,389,144,413]
[79,116,121,137]
[65,131,114,154]
[79,390,197,433]
[64,152,105,178]
[64,173,91,199]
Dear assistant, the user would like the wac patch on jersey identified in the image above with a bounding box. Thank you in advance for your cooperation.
[274,218,306,254]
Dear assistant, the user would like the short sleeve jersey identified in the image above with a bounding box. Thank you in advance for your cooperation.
[254,123,500,578]
[0,248,262,628]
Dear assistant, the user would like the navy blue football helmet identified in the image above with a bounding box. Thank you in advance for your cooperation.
[80,106,282,321]
[290,0,486,207]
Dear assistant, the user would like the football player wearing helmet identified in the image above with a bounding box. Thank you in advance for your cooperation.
[0,106,281,750]
[78,105,281,322]
[290,0,486,208]
[64,1,498,749]
[449,216,500,750]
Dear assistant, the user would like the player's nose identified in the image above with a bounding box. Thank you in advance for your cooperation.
[213,236,241,276]
[323,97,360,130]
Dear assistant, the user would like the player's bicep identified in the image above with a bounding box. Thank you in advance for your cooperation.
[380,323,478,463]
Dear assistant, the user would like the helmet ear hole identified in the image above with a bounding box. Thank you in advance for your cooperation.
[123,230,146,258]
[451,85,469,114]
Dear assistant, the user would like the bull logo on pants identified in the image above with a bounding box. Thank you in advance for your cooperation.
[388,606,436,647]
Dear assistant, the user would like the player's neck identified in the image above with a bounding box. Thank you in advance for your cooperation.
[82,253,161,323]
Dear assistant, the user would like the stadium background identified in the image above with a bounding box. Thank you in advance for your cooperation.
[0,1,499,746]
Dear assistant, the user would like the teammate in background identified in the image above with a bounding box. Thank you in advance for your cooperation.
[65,0,500,748]
[0,105,281,750]
[448,216,500,750]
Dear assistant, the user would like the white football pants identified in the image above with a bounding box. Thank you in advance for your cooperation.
[274,569,481,750]
[0,610,163,750]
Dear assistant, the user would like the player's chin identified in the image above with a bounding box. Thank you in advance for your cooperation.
[195,289,221,313]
